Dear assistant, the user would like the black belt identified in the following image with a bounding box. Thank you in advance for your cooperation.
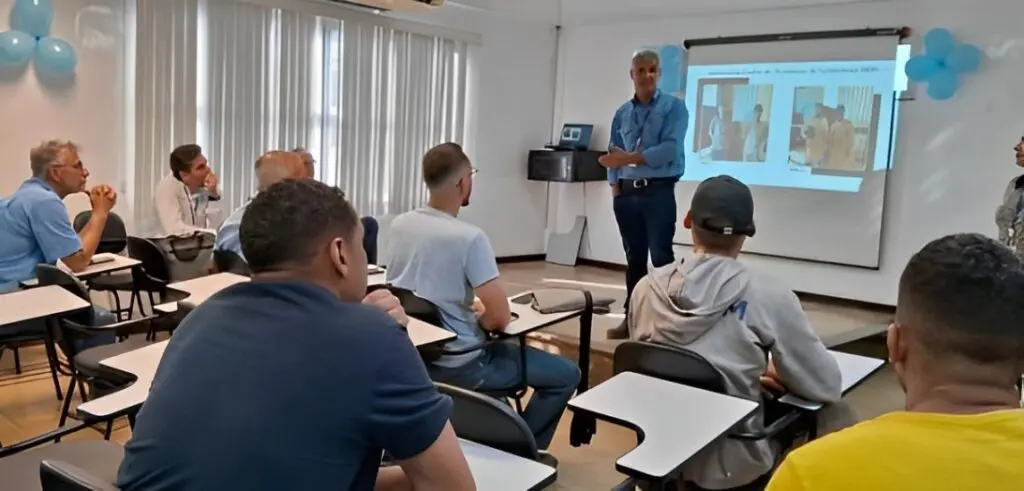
[619,176,679,193]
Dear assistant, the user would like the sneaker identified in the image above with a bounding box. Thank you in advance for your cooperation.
[606,319,629,340]
[537,451,559,469]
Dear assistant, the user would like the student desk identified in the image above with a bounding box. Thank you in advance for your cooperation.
[0,286,91,327]
[19,253,142,287]
[166,272,250,308]
[460,439,556,491]
[568,371,758,483]
[779,350,886,411]
[503,291,585,337]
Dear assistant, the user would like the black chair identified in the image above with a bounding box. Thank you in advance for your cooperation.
[40,459,119,491]
[376,285,530,413]
[361,216,379,265]
[0,422,122,491]
[73,212,136,321]
[36,265,155,439]
[213,250,251,276]
[125,237,180,339]
[435,382,539,461]
[613,341,812,489]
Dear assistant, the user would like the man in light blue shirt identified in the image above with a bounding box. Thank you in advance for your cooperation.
[598,49,689,339]
[386,143,579,455]
[0,140,118,345]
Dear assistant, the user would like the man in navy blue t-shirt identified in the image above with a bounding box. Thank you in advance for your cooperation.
[117,179,475,491]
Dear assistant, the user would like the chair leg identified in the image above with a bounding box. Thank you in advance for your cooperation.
[12,346,21,375]
[57,375,78,434]
[103,420,114,440]
[110,291,125,322]
[42,325,63,401]
[77,377,90,403]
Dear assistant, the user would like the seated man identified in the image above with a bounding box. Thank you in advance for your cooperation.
[214,150,306,261]
[118,179,475,491]
[386,142,580,455]
[767,233,1024,491]
[0,141,119,346]
[293,147,380,264]
[629,175,841,490]
[153,143,221,236]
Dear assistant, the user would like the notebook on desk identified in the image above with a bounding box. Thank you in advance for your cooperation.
[90,254,117,265]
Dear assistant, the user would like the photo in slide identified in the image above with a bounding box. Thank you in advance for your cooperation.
[693,81,773,164]
[789,86,881,173]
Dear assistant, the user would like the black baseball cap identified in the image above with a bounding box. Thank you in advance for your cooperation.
[690,175,756,237]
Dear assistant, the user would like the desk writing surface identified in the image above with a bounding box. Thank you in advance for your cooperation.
[75,253,141,279]
[503,291,583,336]
[778,350,885,410]
[0,286,91,327]
[568,372,758,480]
[406,318,455,348]
[77,340,168,419]
[460,439,556,491]
[169,273,250,307]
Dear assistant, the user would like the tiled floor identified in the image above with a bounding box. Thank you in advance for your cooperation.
[0,262,904,489]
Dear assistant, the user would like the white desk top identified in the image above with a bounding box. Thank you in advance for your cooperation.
[367,271,387,287]
[77,340,168,418]
[568,371,758,481]
[503,291,583,336]
[19,253,141,287]
[407,318,455,348]
[460,439,556,491]
[0,285,92,327]
[169,273,250,307]
[779,350,886,410]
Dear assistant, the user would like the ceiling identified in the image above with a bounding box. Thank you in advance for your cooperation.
[447,0,891,25]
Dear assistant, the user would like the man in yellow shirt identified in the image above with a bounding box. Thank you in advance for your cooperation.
[766,233,1024,491]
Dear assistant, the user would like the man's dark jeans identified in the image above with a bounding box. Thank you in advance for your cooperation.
[613,180,677,313]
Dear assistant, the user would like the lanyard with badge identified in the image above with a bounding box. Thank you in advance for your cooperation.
[182,182,200,226]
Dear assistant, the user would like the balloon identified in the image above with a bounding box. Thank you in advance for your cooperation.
[924,28,956,59]
[927,69,959,100]
[10,0,54,38]
[0,30,36,67]
[945,44,983,74]
[904,55,941,82]
[35,37,77,73]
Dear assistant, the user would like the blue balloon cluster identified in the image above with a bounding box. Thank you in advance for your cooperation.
[0,0,77,74]
[905,28,983,101]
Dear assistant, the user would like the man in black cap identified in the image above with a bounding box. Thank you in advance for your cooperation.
[628,175,841,490]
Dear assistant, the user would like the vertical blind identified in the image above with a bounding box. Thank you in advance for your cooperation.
[132,0,469,225]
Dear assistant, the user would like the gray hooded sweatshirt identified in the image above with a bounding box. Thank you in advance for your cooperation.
[629,254,841,489]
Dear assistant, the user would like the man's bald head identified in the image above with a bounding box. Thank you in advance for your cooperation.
[256,151,307,192]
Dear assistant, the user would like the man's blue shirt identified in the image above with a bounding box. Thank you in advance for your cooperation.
[607,90,689,183]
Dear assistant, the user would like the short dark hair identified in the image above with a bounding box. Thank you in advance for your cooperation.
[169,144,203,179]
[897,233,1024,365]
[240,179,359,273]
[422,142,470,189]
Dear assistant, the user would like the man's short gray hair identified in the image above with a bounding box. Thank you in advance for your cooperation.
[256,151,296,192]
[632,49,660,67]
[30,140,79,177]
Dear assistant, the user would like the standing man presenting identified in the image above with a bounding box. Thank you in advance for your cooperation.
[600,49,688,339]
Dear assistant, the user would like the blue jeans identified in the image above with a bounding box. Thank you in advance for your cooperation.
[428,343,581,450]
[613,181,677,312]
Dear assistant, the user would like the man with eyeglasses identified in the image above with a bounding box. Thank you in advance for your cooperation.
[0,140,119,347]
[153,143,221,236]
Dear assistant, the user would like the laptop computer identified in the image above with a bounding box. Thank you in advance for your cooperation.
[545,124,594,151]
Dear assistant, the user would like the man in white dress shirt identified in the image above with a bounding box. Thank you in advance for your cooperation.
[153,144,221,236]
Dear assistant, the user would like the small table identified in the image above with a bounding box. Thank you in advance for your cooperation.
[167,273,250,308]
[504,291,585,337]
[76,340,168,419]
[460,439,556,491]
[0,286,92,327]
[19,253,142,287]
[568,371,758,483]
[406,318,455,348]
[779,350,886,410]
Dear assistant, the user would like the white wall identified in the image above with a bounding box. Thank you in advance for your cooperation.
[0,0,130,219]
[554,0,1024,305]
[390,3,558,257]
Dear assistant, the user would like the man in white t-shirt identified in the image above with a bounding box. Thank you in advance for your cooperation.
[153,144,221,236]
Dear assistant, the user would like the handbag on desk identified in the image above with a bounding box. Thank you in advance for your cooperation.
[150,231,216,282]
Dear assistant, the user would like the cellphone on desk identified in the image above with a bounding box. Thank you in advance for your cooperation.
[510,293,534,305]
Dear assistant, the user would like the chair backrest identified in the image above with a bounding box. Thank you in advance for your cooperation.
[40,460,119,491]
[435,382,539,460]
[73,211,127,255]
[126,236,171,287]
[387,285,443,327]
[35,265,96,356]
[213,250,251,276]
[613,341,729,394]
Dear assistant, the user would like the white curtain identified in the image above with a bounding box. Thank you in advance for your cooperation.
[317,19,468,217]
[133,0,198,233]
[131,0,470,224]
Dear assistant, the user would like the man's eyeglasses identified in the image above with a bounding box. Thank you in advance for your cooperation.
[55,161,85,171]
